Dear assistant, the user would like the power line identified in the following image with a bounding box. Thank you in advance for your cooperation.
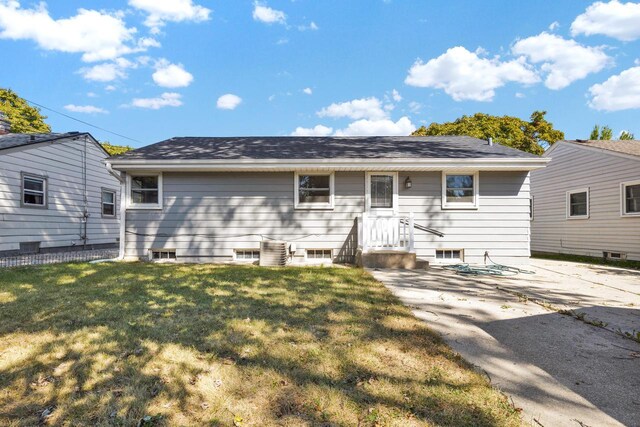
[23,98,143,144]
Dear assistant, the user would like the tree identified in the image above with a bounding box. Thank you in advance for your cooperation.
[0,88,51,133]
[619,131,635,140]
[411,111,564,155]
[590,125,600,140]
[600,126,613,140]
[101,141,133,156]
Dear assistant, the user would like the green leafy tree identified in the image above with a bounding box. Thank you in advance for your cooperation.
[101,141,133,156]
[590,125,600,140]
[0,88,51,133]
[619,131,635,140]
[600,126,613,140]
[412,111,564,155]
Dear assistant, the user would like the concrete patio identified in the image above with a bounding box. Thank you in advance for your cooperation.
[371,259,640,427]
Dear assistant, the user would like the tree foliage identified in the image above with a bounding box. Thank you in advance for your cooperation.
[0,88,51,133]
[619,131,635,140]
[101,141,133,156]
[411,111,564,155]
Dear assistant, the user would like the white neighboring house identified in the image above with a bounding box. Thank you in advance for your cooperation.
[0,116,121,255]
[531,139,640,261]
[107,135,548,266]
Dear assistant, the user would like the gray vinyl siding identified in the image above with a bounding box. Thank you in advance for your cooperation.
[125,170,531,264]
[531,142,640,261]
[0,138,120,253]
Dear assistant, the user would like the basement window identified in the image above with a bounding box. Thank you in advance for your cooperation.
[150,249,176,261]
[235,249,260,261]
[436,249,463,262]
[306,249,332,260]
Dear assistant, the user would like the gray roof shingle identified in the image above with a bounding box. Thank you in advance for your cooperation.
[567,139,640,158]
[111,136,540,161]
[0,132,86,151]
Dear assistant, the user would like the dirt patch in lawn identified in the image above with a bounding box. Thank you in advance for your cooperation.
[0,263,520,426]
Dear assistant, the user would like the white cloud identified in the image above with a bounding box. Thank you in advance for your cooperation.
[152,59,193,88]
[0,2,155,62]
[404,46,539,101]
[131,92,183,109]
[391,89,402,102]
[408,101,422,113]
[291,124,333,136]
[252,2,286,24]
[334,117,416,136]
[79,57,135,82]
[571,0,640,41]
[87,92,97,98]
[588,66,640,111]
[318,97,388,120]
[512,32,610,90]
[64,104,108,114]
[129,0,211,32]
[105,85,117,91]
[515,92,525,98]
[548,21,560,31]
[303,87,313,95]
[216,93,242,110]
[298,21,318,31]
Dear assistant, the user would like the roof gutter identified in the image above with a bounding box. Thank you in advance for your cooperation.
[108,157,550,172]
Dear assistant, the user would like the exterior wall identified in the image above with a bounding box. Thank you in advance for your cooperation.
[531,142,640,261]
[0,137,121,254]
[124,170,531,265]
[398,171,531,265]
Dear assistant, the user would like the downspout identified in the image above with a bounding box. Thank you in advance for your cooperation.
[106,162,126,260]
[82,135,88,250]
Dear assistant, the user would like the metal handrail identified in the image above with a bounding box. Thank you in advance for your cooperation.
[400,219,445,237]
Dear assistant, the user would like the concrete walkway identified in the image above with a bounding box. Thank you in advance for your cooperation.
[371,259,640,427]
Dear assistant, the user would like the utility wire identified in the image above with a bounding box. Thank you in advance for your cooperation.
[23,98,143,144]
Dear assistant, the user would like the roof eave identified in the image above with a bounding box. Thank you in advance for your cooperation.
[107,157,549,172]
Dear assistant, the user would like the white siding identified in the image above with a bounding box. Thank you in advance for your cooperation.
[531,142,640,261]
[0,137,121,253]
[124,170,531,264]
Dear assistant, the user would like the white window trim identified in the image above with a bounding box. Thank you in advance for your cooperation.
[101,188,117,218]
[304,248,333,263]
[233,249,261,262]
[566,187,589,220]
[127,173,163,210]
[529,195,534,221]
[621,180,640,217]
[441,171,479,210]
[294,171,334,210]
[365,172,398,214]
[21,173,47,208]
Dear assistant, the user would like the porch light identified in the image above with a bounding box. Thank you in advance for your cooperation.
[404,176,412,189]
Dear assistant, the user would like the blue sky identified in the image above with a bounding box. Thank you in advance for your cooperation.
[0,0,639,148]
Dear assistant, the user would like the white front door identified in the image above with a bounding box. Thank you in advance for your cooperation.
[365,172,398,216]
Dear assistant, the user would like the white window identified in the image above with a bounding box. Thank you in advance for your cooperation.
[127,174,162,209]
[566,188,589,219]
[435,249,463,262]
[294,172,334,209]
[366,172,398,212]
[234,249,260,261]
[442,172,479,209]
[101,189,116,217]
[22,173,47,208]
[150,249,176,261]
[621,181,640,216]
[306,249,332,260]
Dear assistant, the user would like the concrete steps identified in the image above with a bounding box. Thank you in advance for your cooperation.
[356,250,429,269]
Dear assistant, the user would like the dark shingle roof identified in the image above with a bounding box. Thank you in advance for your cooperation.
[567,140,640,158]
[0,132,86,151]
[112,136,540,161]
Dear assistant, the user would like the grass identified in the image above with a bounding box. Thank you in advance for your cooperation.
[532,252,640,271]
[0,263,520,426]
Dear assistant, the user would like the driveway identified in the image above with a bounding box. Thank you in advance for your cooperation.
[370,259,640,427]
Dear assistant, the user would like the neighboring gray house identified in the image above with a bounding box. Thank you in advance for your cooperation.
[107,136,548,266]
[531,140,640,261]
[0,122,121,255]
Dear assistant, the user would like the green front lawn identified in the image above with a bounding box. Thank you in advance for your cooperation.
[0,263,520,426]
